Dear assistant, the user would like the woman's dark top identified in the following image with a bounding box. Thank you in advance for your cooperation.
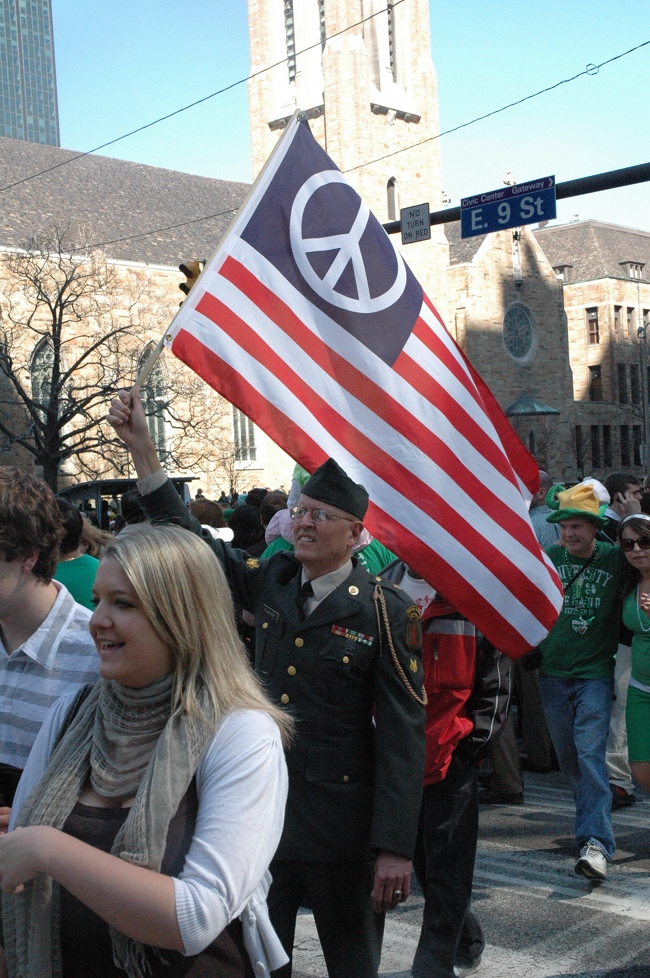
[60,783,254,978]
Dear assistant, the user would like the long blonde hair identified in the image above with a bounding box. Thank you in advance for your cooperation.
[101,523,292,743]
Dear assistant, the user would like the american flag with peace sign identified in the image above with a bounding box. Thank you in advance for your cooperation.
[163,112,563,658]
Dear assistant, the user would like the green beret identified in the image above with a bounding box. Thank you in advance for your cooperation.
[302,459,369,520]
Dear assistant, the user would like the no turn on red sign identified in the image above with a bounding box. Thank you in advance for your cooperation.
[400,203,431,245]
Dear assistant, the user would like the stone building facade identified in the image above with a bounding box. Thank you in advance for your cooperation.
[445,223,576,479]
[247,0,581,481]
[1,5,648,495]
[534,220,650,479]
[248,0,450,322]
[0,136,294,494]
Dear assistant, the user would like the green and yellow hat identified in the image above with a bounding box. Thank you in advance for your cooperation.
[545,482,609,528]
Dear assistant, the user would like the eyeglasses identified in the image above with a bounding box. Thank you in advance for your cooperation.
[290,506,355,525]
[621,537,650,552]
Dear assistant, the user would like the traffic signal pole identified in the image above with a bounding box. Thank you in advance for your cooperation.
[382,161,650,235]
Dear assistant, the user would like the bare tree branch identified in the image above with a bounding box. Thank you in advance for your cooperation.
[0,227,241,491]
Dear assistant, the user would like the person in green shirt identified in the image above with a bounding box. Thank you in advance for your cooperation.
[53,501,100,611]
[619,513,650,794]
[539,481,630,882]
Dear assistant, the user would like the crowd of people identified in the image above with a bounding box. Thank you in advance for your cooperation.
[0,388,649,978]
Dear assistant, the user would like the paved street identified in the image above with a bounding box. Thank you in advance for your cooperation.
[292,772,650,978]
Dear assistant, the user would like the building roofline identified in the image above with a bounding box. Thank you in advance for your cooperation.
[535,218,650,239]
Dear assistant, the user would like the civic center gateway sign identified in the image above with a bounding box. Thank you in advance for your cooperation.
[460,176,556,238]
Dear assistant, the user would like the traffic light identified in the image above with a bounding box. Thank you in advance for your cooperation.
[178,260,205,298]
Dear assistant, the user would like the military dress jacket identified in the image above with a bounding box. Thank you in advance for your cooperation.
[142,478,426,863]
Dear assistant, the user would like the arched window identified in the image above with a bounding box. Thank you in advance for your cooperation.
[139,348,167,458]
[527,430,536,455]
[387,177,400,221]
[233,406,257,462]
[31,339,55,418]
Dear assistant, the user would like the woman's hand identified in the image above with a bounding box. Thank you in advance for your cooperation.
[0,825,53,894]
[0,808,11,835]
[0,826,182,949]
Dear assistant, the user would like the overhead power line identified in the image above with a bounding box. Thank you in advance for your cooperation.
[0,0,407,196]
[0,8,644,253]
[0,9,646,203]
[343,39,650,173]
[89,206,239,251]
[85,35,650,254]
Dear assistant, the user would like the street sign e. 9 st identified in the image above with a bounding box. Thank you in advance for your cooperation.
[460,176,556,239]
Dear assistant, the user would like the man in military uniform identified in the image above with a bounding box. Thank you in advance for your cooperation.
[108,388,426,978]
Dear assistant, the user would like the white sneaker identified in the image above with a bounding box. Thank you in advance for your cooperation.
[454,958,482,978]
[575,843,607,880]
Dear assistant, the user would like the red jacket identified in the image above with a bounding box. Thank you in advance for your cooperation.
[421,597,475,784]
[381,561,513,787]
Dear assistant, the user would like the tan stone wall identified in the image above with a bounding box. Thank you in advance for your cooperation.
[561,275,650,478]
[247,0,650,487]
[247,0,450,325]
[445,228,577,481]
[0,250,294,497]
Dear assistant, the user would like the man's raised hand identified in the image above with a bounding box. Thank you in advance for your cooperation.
[107,387,162,479]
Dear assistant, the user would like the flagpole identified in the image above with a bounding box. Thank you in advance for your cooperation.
[134,109,306,391]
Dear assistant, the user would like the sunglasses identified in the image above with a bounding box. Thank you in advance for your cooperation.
[621,537,650,552]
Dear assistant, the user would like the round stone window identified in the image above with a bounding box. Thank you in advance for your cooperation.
[502,303,537,363]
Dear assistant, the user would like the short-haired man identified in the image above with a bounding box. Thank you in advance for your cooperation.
[528,470,560,549]
[109,389,426,978]
[538,482,630,880]
[601,472,642,544]
[0,469,99,806]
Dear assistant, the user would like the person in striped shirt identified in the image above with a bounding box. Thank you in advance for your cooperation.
[0,468,99,806]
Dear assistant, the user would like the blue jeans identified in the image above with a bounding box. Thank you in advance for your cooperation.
[539,675,615,860]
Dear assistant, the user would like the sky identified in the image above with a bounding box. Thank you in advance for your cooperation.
[51,1,650,232]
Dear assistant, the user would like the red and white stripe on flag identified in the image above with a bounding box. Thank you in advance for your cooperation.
[165,113,563,658]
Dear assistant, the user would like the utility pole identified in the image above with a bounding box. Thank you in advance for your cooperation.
[637,282,650,478]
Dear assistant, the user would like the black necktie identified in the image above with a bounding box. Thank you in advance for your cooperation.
[297,580,314,620]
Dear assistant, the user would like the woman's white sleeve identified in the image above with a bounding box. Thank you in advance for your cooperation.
[172,710,288,960]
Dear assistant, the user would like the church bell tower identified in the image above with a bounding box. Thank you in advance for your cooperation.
[247,0,450,319]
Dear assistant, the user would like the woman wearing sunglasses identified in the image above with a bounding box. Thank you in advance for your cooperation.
[619,514,650,794]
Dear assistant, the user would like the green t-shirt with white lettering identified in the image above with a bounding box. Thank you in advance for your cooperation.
[539,542,628,680]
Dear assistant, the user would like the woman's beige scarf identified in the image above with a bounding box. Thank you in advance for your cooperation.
[2,675,216,978]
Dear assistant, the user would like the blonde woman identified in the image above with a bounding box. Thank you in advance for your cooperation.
[0,524,290,978]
